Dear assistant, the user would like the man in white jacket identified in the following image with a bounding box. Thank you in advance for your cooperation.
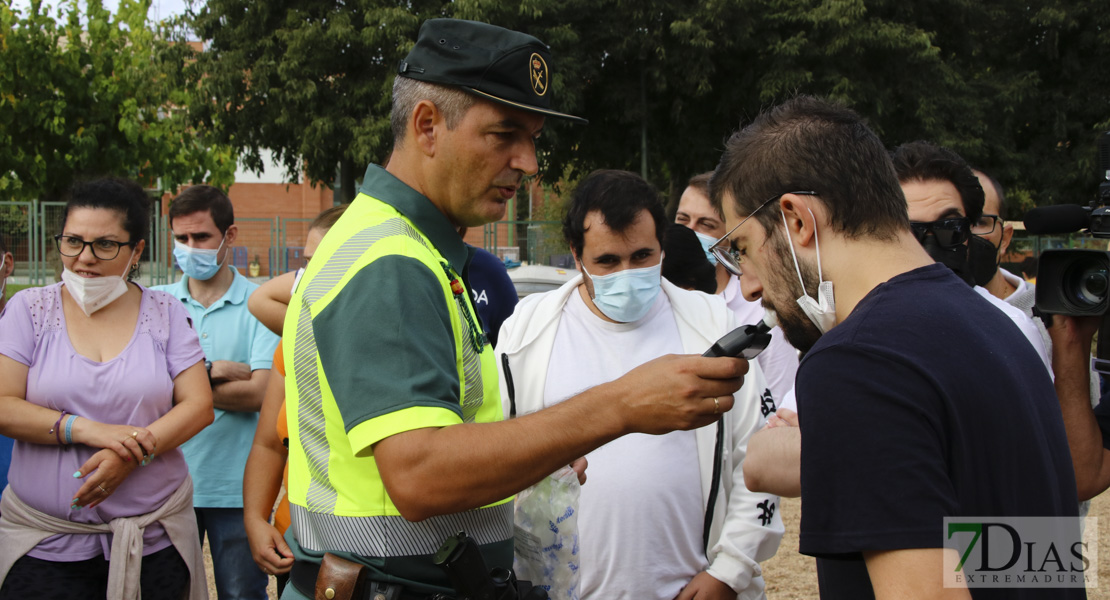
[495,170,783,600]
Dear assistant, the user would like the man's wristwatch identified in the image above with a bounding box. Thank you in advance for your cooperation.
[205,360,213,383]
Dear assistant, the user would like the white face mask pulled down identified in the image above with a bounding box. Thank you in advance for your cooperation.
[782,208,836,334]
[61,249,135,316]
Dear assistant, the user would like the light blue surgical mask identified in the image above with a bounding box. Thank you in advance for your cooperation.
[584,262,663,323]
[173,235,226,281]
[693,230,719,265]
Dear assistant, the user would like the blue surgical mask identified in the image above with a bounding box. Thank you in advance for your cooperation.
[584,262,663,323]
[173,236,226,281]
[693,230,719,265]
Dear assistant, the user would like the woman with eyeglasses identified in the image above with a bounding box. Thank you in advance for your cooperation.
[0,177,213,600]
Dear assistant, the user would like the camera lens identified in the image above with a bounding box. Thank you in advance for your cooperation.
[1063,257,1110,310]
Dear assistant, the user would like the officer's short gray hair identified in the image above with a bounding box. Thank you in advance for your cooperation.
[390,77,477,147]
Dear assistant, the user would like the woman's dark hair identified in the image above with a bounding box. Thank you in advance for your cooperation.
[309,204,349,232]
[60,177,151,245]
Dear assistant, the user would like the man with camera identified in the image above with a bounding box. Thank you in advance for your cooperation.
[279,19,749,600]
[711,96,1079,598]
[970,169,1106,504]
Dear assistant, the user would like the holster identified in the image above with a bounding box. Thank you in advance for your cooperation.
[314,553,368,600]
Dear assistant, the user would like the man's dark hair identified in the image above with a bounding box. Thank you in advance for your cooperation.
[60,177,151,245]
[563,170,666,258]
[890,141,985,222]
[1022,255,1038,278]
[973,168,1007,217]
[711,96,908,239]
[169,185,234,233]
[662,224,717,294]
[0,232,7,255]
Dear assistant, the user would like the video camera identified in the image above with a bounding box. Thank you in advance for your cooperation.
[1022,131,1110,371]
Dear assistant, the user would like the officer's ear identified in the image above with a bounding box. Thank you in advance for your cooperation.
[412,100,442,158]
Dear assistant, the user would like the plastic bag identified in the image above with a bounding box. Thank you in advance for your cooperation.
[513,465,581,600]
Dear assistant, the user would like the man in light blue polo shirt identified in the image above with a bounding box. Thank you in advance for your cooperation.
[154,185,279,600]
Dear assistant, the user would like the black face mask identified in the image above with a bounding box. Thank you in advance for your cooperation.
[921,235,974,286]
[968,235,1000,287]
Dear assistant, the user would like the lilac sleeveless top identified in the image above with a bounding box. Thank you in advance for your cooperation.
[0,283,204,561]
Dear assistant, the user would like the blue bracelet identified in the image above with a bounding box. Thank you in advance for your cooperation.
[64,415,77,445]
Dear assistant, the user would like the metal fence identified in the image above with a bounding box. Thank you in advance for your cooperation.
[2,198,169,288]
[5,202,1101,291]
[482,220,573,267]
[0,200,318,288]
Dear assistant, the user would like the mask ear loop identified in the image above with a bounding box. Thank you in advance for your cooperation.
[780,206,826,293]
[805,206,824,284]
[215,234,229,268]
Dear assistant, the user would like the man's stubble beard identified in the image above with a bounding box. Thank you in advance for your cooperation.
[762,230,824,355]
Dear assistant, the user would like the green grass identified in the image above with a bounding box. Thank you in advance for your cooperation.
[4,283,36,305]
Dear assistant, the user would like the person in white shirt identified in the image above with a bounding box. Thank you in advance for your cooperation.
[497,170,783,600]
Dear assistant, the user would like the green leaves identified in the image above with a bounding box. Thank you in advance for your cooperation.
[0,0,235,201]
[151,0,1109,213]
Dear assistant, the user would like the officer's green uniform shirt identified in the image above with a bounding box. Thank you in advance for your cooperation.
[281,164,509,595]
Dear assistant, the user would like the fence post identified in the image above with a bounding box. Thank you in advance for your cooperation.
[30,199,39,285]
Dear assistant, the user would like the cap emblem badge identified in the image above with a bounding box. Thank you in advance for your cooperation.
[529,53,548,97]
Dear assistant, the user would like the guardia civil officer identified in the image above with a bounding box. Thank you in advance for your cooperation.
[280,19,749,599]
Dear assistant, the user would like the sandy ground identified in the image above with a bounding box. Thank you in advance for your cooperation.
[206,493,1110,599]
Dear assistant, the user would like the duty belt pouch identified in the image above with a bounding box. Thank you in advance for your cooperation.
[315,553,368,600]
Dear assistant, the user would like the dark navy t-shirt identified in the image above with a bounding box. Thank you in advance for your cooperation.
[797,263,1081,599]
[465,246,518,347]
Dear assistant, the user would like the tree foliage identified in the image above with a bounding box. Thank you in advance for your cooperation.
[453,0,1109,214]
[0,0,236,201]
[185,0,1108,213]
[185,0,453,203]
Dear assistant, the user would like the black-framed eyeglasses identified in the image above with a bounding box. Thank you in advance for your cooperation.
[54,235,135,260]
[710,191,819,277]
[971,214,1001,236]
[909,218,972,249]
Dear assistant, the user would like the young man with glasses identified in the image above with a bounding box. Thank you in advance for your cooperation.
[969,170,1015,300]
[970,173,1104,504]
[710,97,1080,599]
[742,145,1056,497]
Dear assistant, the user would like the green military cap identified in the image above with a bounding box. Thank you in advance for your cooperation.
[397,18,587,125]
